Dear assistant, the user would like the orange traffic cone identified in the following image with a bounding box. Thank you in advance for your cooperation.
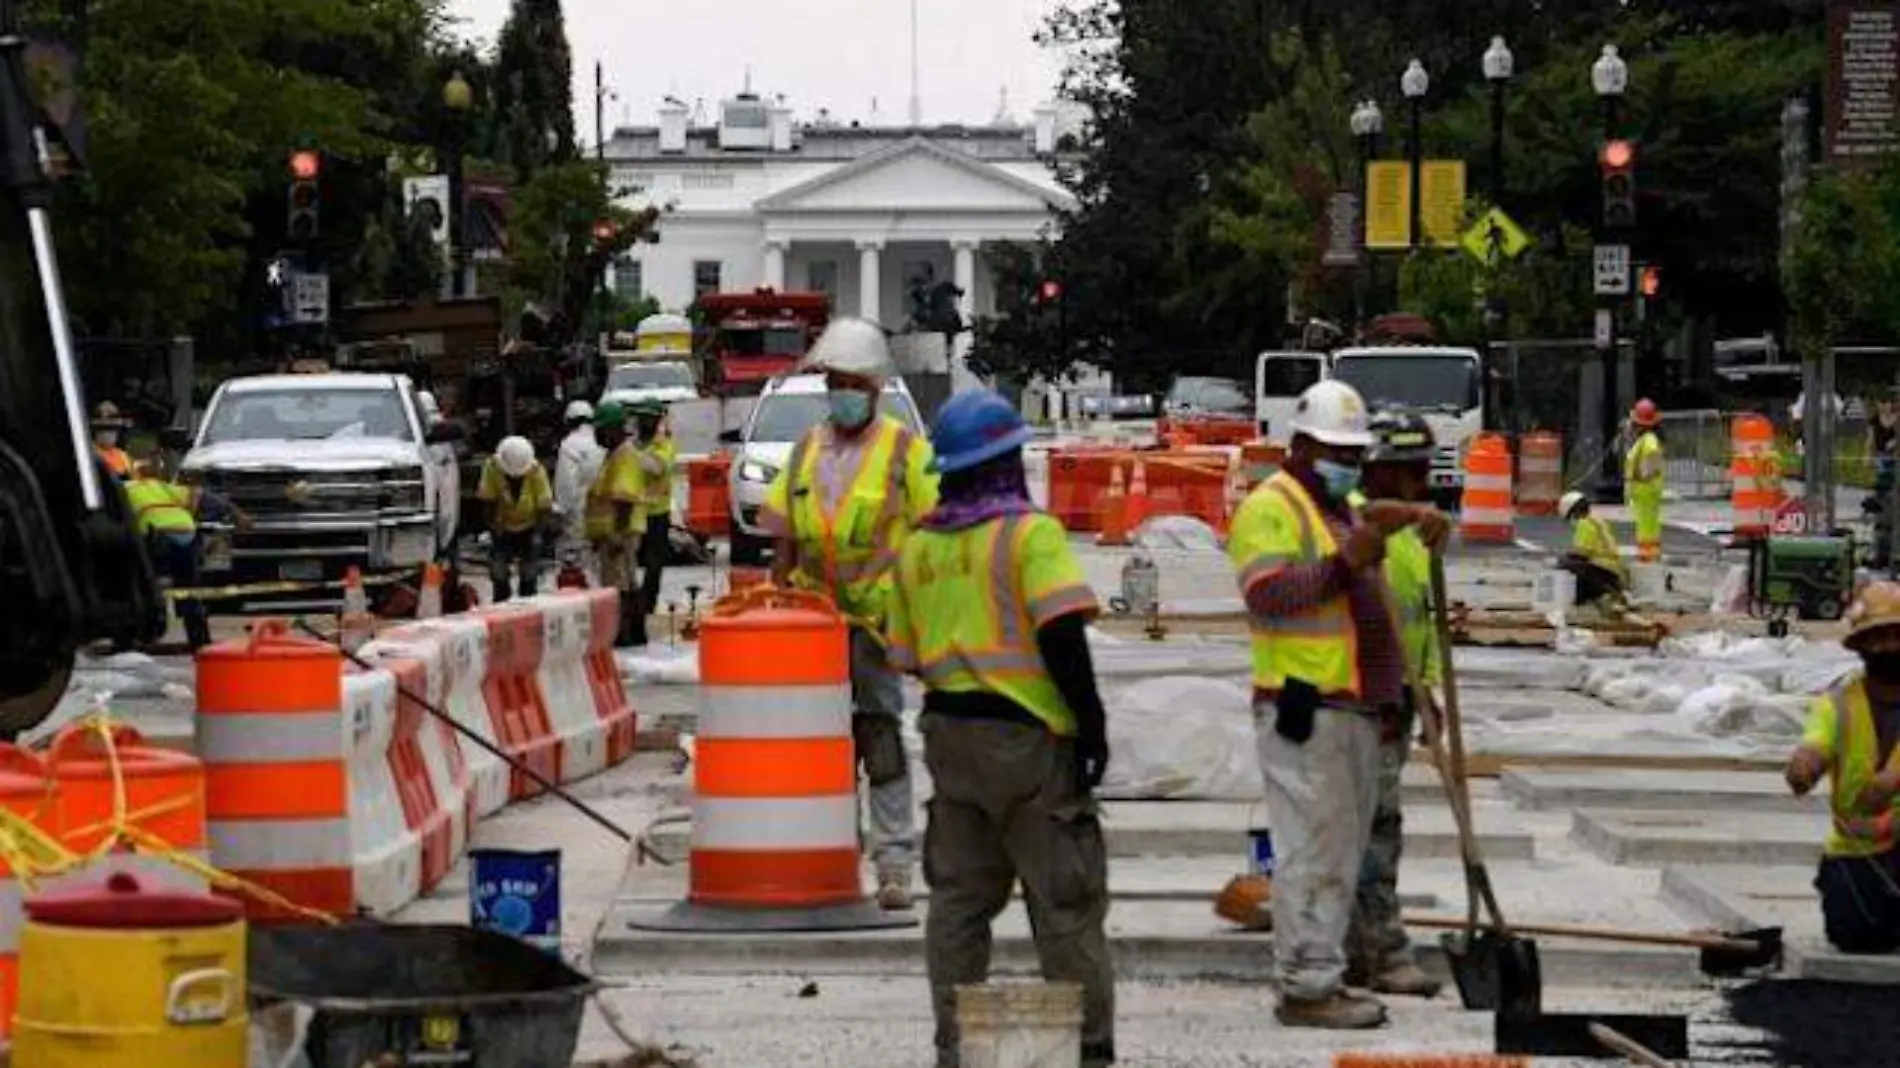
[339,566,374,651]
[1097,463,1132,546]
[417,562,444,619]
[1126,459,1151,531]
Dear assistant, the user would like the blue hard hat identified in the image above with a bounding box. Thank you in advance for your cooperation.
[930,389,1031,474]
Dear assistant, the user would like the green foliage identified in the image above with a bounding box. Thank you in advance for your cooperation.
[504,159,660,340]
[490,0,577,178]
[1786,159,1900,365]
[969,242,1070,384]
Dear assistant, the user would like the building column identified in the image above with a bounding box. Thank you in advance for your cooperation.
[762,239,787,290]
[856,239,883,324]
[951,240,980,390]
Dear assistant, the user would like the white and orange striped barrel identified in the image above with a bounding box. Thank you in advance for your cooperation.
[1731,414,1779,540]
[692,587,860,909]
[0,747,48,1039]
[197,622,352,919]
[1516,431,1563,516]
[1460,434,1516,543]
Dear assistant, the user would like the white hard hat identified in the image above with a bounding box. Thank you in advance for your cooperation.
[496,436,536,478]
[803,317,893,380]
[1560,490,1588,518]
[1289,380,1375,448]
[565,400,594,422]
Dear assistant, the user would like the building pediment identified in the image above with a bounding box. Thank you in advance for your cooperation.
[758,137,1073,215]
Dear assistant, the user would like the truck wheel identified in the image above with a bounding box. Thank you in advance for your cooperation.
[730,530,767,567]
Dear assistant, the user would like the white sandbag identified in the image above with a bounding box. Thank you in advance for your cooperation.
[1100,676,1258,800]
[1133,515,1222,552]
[618,646,700,686]
[1710,564,1750,615]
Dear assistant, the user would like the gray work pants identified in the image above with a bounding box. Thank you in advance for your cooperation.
[921,713,1115,1068]
[851,627,915,873]
[1254,700,1382,1003]
[1348,728,1418,972]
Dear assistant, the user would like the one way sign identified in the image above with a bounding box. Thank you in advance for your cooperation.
[290,271,330,324]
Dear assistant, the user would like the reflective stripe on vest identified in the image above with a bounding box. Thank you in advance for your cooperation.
[900,515,1079,735]
[1831,680,1899,853]
[125,479,195,535]
[785,418,914,610]
[1244,472,1361,697]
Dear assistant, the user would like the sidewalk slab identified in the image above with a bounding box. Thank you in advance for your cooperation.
[1097,799,1537,861]
[1572,809,1825,867]
[1504,768,1823,814]
[1659,862,1900,984]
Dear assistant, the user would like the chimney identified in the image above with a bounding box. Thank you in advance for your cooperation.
[659,99,689,154]
[1033,106,1058,155]
[770,101,794,152]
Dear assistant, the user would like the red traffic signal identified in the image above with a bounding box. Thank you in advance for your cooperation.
[289,150,321,180]
[1599,139,1635,172]
[1639,266,1661,298]
[592,220,617,244]
[1039,280,1063,302]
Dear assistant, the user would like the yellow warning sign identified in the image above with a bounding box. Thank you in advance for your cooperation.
[1364,160,1467,249]
[1461,206,1532,264]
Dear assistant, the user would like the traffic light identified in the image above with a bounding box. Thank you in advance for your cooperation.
[287,150,321,242]
[1037,279,1062,303]
[1600,138,1636,230]
[1639,265,1661,298]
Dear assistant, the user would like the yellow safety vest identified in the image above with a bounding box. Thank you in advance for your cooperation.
[638,438,676,518]
[586,442,646,540]
[1799,678,1900,858]
[1346,490,1439,690]
[1624,431,1664,494]
[762,415,939,623]
[886,513,1098,736]
[1228,471,1364,698]
[1573,514,1625,579]
[479,459,553,534]
[124,478,196,537]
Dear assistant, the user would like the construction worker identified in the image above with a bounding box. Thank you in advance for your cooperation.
[123,458,246,650]
[92,401,133,480]
[478,435,554,602]
[586,400,647,646]
[1344,411,1447,1000]
[760,316,939,909]
[1624,398,1666,563]
[631,399,676,644]
[554,400,606,581]
[1786,581,1900,954]
[1558,490,1627,611]
[887,389,1114,1068]
[1226,379,1438,1030]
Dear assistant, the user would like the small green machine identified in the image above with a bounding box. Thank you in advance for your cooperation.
[1749,535,1854,637]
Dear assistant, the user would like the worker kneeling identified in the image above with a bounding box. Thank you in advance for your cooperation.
[1558,490,1627,613]
[1345,411,1448,999]
[1228,381,1441,1030]
[1786,581,1900,954]
[887,389,1115,1068]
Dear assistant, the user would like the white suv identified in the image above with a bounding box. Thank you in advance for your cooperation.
[724,373,925,565]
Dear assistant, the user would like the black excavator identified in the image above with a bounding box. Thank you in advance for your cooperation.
[0,5,167,737]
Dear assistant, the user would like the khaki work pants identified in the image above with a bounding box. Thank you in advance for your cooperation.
[921,713,1115,1068]
[1254,700,1381,1003]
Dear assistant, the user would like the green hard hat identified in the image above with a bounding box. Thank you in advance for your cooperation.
[594,399,627,429]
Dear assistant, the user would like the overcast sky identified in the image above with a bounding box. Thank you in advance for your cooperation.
[446,0,1068,137]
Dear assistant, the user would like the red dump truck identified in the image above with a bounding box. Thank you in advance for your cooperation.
[693,288,831,396]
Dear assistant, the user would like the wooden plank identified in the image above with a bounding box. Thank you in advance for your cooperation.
[1414,750,1785,779]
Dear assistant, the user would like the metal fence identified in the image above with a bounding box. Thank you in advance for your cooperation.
[1656,408,1731,500]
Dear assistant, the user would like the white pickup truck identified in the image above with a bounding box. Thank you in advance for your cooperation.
[1257,346,1485,506]
[180,372,462,610]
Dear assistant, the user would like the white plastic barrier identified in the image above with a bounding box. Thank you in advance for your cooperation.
[527,593,610,782]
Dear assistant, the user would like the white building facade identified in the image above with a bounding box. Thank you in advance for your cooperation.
[605,91,1079,365]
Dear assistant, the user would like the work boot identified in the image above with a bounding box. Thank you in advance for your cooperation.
[1368,961,1443,998]
[876,868,914,911]
[1275,991,1388,1030]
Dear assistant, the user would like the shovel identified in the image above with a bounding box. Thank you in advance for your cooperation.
[1423,554,1543,1017]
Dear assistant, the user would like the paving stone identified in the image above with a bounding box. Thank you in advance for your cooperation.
[1572,810,1825,867]
[1504,768,1824,813]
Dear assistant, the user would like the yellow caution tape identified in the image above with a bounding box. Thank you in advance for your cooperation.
[165,570,407,603]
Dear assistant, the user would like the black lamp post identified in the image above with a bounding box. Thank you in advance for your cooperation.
[442,71,473,298]
[1592,43,1629,501]
[1350,99,1384,322]
[1401,60,1428,251]
[1484,36,1513,204]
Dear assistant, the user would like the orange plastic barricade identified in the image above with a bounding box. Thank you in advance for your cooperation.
[372,614,509,818]
[687,456,733,538]
[1516,432,1563,516]
[195,623,353,918]
[1097,459,1144,546]
[1048,449,1126,533]
[1143,453,1230,531]
[576,587,640,765]
[0,748,48,1038]
[1730,415,1781,541]
[1459,434,1516,543]
[480,607,561,801]
[622,587,914,932]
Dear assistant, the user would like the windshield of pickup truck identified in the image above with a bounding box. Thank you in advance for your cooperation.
[1331,355,1480,413]
[748,390,922,443]
[199,388,415,444]
[606,362,695,391]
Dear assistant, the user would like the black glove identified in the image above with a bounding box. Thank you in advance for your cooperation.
[1075,733,1109,792]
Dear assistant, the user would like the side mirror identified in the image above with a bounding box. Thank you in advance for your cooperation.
[158,427,192,452]
[718,428,743,445]
[426,421,466,445]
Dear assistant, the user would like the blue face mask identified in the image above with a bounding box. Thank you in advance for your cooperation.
[1313,458,1362,500]
[827,388,874,429]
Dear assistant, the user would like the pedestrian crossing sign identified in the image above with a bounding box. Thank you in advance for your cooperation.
[1460,207,1531,265]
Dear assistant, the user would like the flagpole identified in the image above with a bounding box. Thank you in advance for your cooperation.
[908,0,921,126]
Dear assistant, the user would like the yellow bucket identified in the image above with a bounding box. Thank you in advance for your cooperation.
[13,872,247,1067]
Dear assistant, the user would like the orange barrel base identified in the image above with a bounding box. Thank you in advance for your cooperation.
[621,585,915,934]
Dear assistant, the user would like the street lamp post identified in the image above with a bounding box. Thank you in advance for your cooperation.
[1350,100,1384,323]
[1401,61,1428,252]
[1484,36,1513,204]
[442,71,474,299]
[1591,44,1629,501]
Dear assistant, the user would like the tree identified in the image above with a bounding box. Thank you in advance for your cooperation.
[969,242,1074,384]
[504,160,660,345]
[1786,159,1900,370]
[490,0,576,179]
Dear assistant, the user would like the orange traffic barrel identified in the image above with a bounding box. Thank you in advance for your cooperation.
[1730,415,1780,541]
[1459,434,1516,543]
[1516,432,1563,516]
[621,586,915,932]
[687,456,733,538]
[39,722,208,893]
[0,746,50,1039]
